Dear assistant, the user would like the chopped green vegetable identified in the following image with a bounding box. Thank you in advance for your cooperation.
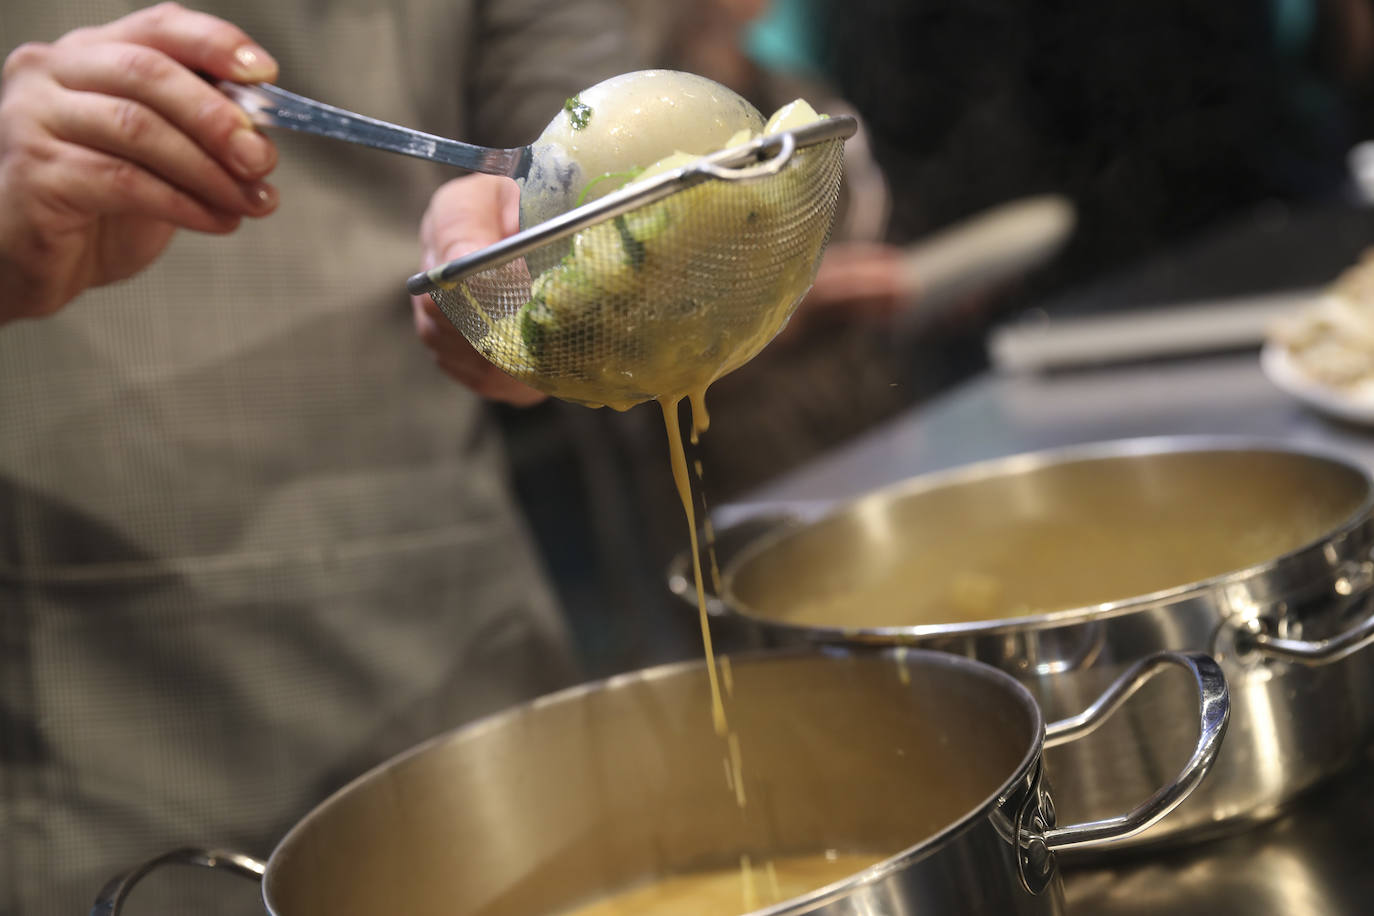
[574,168,644,207]
[613,216,646,271]
[512,179,762,372]
[564,95,593,130]
[494,97,829,404]
[519,294,557,359]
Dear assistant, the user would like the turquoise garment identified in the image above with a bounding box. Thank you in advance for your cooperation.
[747,0,826,77]
[1271,0,1317,58]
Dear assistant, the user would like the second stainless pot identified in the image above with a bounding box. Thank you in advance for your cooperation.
[94,648,1226,916]
[701,438,1374,851]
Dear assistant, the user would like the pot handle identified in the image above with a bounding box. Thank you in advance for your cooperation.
[1039,651,1230,853]
[90,847,266,916]
[1245,605,1374,664]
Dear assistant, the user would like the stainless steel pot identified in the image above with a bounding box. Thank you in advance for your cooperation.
[93,649,1226,916]
[706,438,1374,851]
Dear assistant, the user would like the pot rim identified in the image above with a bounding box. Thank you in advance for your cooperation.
[720,434,1374,641]
[262,647,1048,916]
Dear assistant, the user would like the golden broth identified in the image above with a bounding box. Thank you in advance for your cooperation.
[777,515,1334,627]
[558,852,883,916]
[728,451,1366,628]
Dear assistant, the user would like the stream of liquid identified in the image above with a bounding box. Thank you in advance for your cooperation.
[659,393,729,737]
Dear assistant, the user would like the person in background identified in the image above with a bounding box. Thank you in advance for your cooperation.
[814,0,1374,294]
[0,2,635,913]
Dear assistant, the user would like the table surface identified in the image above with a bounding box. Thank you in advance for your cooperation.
[1061,746,1374,915]
[727,350,1374,914]
[743,351,1374,507]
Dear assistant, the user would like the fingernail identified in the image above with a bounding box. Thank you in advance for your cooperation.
[228,128,273,177]
[232,44,277,81]
[243,181,278,212]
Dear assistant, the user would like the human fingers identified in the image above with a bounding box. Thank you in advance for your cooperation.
[805,244,905,319]
[24,138,245,235]
[419,174,520,265]
[48,39,279,185]
[437,352,550,407]
[66,2,278,84]
[412,295,547,406]
[2,29,278,221]
[813,244,902,293]
[0,134,240,318]
[43,85,276,218]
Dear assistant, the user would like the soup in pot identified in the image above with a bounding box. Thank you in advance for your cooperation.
[558,851,883,916]
[726,449,1369,628]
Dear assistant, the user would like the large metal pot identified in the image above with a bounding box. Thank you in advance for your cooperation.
[94,649,1226,916]
[708,438,1374,851]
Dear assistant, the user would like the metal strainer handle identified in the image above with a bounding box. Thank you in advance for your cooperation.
[695,132,795,180]
[218,81,530,178]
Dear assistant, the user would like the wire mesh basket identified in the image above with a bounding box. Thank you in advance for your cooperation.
[407,116,857,409]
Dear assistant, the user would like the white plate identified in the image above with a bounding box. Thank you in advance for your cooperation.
[1260,340,1374,425]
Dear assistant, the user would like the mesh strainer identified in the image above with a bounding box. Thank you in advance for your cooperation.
[406,116,857,409]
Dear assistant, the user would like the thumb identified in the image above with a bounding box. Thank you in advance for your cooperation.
[421,174,519,265]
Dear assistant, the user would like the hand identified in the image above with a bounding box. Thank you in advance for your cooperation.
[804,242,905,321]
[0,2,281,322]
[413,173,548,407]
[776,241,905,343]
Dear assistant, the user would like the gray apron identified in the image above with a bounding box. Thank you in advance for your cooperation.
[0,1,634,913]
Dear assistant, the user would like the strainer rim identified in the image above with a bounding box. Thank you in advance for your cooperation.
[404,115,858,296]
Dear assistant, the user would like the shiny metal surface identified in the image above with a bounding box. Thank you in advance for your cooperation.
[266,649,1065,916]
[219,82,531,176]
[1040,653,1229,853]
[91,848,267,916]
[1061,745,1374,914]
[706,439,1374,849]
[1247,610,1374,663]
[720,344,1374,909]
[91,649,1225,916]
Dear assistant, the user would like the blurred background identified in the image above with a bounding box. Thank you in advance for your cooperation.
[496,0,1374,678]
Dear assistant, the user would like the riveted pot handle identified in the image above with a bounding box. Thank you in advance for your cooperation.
[1039,651,1230,853]
[90,847,266,916]
[1246,605,1374,665]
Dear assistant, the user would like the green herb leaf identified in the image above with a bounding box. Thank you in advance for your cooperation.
[613,215,646,271]
[574,168,644,207]
[564,96,593,130]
